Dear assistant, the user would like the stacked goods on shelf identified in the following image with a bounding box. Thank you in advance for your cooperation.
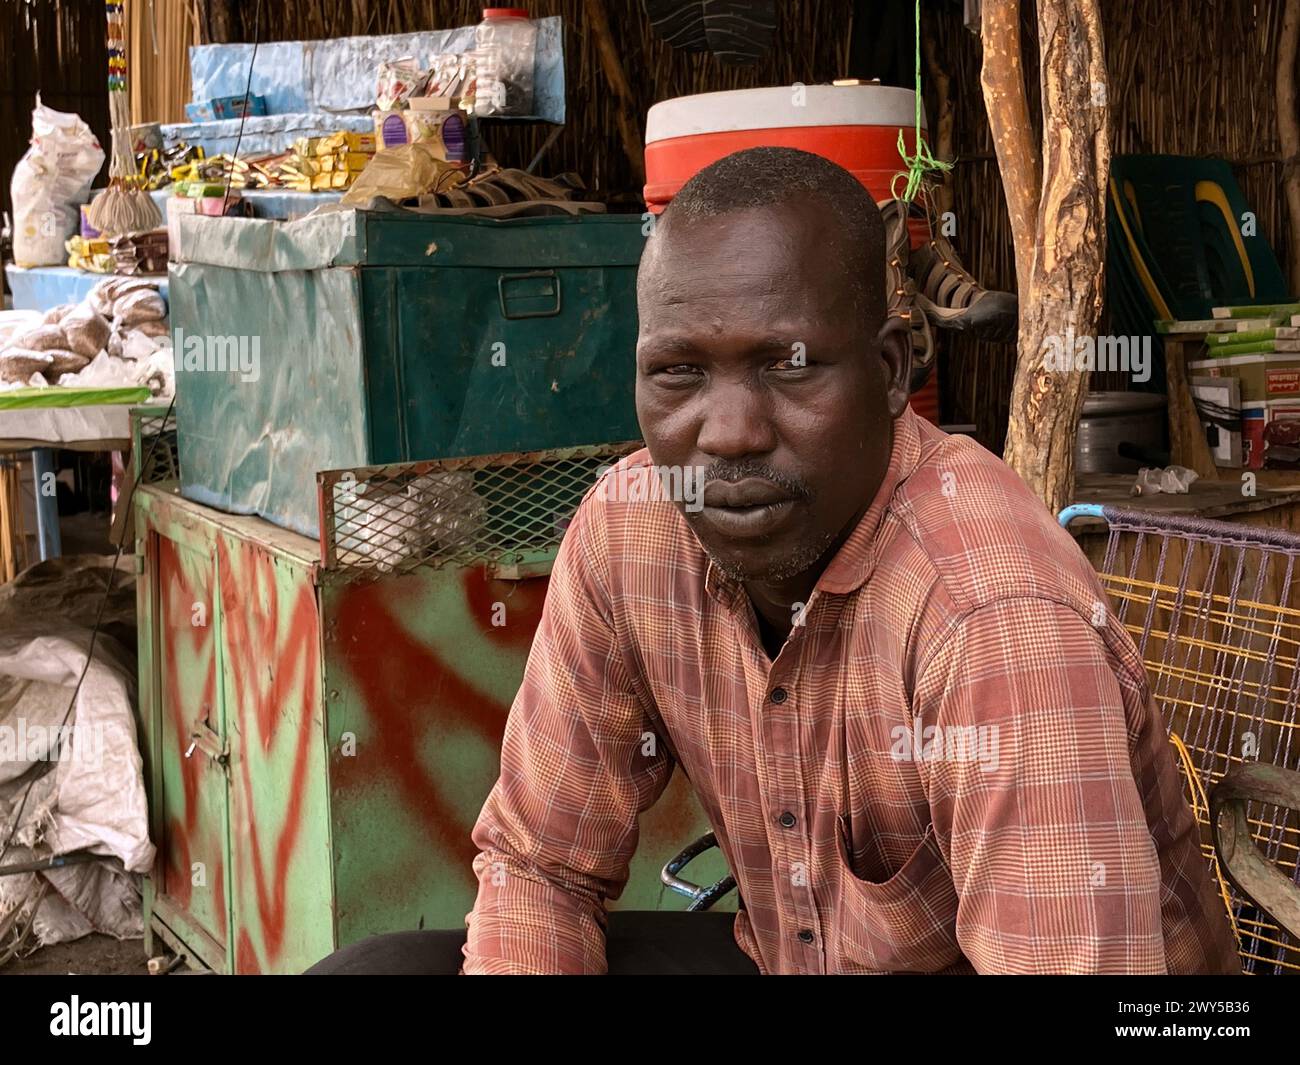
[137,143,205,190]
[110,229,169,275]
[66,235,113,273]
[192,153,280,189]
[277,132,377,192]
[1185,303,1300,469]
[372,53,474,154]
[66,204,113,272]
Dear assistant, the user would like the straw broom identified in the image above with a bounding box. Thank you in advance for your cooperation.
[86,0,162,238]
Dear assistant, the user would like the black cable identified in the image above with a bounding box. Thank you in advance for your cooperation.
[220,0,262,215]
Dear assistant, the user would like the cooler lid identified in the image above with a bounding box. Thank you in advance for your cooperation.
[645,85,927,144]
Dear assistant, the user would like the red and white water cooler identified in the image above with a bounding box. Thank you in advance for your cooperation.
[643,84,939,423]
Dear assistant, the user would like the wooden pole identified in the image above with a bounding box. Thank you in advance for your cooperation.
[994,0,1110,515]
[1278,0,1300,295]
[979,0,1041,300]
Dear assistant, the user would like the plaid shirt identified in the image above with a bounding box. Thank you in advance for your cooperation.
[463,407,1241,974]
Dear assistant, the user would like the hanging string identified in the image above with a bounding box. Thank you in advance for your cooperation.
[891,0,953,204]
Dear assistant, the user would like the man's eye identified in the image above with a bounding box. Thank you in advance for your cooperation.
[660,364,701,376]
[769,359,809,372]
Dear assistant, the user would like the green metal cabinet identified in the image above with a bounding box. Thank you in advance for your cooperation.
[135,475,727,974]
[170,210,646,537]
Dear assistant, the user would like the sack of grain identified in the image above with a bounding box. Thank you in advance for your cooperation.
[11,324,70,352]
[61,305,111,358]
[115,289,166,327]
[46,349,91,376]
[0,348,55,382]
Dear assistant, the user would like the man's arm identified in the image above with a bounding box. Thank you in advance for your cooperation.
[463,494,673,974]
[913,596,1168,974]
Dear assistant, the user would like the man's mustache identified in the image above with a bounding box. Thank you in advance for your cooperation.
[702,459,813,502]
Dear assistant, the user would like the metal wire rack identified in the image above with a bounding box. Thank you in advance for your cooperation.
[316,441,642,579]
[1062,503,1300,975]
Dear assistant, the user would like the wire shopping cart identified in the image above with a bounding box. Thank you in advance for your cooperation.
[1060,503,1300,974]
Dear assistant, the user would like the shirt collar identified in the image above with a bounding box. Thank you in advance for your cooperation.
[703,406,925,604]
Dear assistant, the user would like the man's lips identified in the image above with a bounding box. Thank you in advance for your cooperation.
[698,478,798,538]
[701,478,794,508]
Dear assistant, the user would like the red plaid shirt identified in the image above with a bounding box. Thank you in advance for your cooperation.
[463,407,1241,974]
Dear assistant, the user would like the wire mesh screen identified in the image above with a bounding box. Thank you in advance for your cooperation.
[131,406,179,486]
[1098,509,1300,975]
[317,442,642,578]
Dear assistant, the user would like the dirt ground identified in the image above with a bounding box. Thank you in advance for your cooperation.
[1,934,151,976]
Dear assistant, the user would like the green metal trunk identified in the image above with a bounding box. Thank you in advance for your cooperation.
[170,210,646,537]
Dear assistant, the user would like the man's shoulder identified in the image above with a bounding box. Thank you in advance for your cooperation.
[887,426,1106,618]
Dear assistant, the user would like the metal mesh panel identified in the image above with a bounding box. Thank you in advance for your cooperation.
[1097,509,1300,975]
[318,442,642,578]
[131,406,179,486]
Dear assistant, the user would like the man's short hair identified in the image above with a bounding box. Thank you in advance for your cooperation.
[655,145,886,326]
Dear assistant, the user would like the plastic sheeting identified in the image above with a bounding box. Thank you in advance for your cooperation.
[0,556,150,946]
[170,229,369,536]
[5,266,168,314]
[150,187,343,223]
[160,111,375,156]
[188,18,566,123]
[173,209,363,271]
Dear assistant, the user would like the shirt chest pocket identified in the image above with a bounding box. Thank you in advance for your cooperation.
[832,816,964,973]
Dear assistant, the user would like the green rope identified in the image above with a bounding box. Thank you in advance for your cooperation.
[892,0,953,203]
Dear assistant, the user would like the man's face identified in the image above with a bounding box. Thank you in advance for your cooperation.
[635,198,912,586]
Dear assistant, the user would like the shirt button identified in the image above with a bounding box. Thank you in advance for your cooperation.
[797,929,815,944]
[779,811,797,828]
[770,687,789,704]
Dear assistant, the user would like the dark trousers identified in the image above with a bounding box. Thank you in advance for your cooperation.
[305,910,759,975]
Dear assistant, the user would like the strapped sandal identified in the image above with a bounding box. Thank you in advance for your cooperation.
[911,206,1018,344]
[878,198,934,393]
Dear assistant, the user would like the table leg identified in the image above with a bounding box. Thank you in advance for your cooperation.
[1165,335,1220,480]
[32,448,61,561]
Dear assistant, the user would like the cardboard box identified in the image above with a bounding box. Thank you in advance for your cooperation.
[184,94,267,123]
[1188,352,1300,401]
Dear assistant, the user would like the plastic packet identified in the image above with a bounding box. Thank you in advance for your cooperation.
[376,57,430,110]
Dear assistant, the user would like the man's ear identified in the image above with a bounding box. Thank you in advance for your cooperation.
[876,310,913,418]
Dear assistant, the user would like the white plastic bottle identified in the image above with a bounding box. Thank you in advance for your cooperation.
[474,8,538,117]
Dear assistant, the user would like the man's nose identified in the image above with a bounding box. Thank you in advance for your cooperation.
[695,380,777,459]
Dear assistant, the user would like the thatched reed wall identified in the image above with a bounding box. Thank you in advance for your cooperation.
[192,0,1297,448]
[932,0,1294,450]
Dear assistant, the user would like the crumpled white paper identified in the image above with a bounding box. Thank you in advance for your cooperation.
[1132,464,1201,496]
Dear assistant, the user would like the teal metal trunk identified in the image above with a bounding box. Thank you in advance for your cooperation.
[169,209,646,537]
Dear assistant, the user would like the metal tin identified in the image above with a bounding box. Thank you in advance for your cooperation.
[1075,391,1167,474]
